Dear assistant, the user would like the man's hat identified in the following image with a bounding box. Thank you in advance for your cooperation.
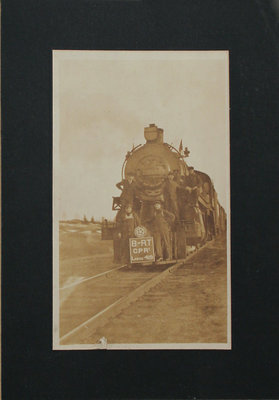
[126,172,135,177]
[188,166,194,171]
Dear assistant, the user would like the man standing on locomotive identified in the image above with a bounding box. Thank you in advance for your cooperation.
[147,201,175,262]
[116,172,136,208]
[184,167,202,205]
[163,171,180,219]
[116,203,141,266]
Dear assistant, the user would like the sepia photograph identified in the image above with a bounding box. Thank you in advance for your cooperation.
[53,50,230,350]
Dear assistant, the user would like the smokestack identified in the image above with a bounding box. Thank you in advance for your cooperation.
[144,124,164,143]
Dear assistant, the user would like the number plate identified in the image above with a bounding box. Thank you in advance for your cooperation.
[129,237,155,263]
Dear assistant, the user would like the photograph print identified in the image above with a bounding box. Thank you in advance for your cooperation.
[53,50,230,350]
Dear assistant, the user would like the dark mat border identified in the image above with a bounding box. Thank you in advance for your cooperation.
[2,1,279,398]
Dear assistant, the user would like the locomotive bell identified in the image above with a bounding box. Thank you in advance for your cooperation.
[144,124,164,144]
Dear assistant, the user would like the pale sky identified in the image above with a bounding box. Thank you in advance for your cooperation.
[54,51,230,221]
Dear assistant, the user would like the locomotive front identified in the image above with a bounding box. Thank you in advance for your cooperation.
[124,124,188,204]
[103,123,226,265]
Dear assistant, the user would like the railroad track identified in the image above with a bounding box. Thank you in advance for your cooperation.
[60,264,127,290]
[59,245,208,346]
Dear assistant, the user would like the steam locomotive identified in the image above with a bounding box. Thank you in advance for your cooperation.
[102,124,226,263]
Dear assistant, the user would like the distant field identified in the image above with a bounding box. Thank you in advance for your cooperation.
[59,221,115,287]
[59,222,113,260]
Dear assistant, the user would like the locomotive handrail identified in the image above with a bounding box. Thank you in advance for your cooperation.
[164,143,182,157]
[121,143,143,180]
[121,159,126,180]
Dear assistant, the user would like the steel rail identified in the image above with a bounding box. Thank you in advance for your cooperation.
[60,264,126,290]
